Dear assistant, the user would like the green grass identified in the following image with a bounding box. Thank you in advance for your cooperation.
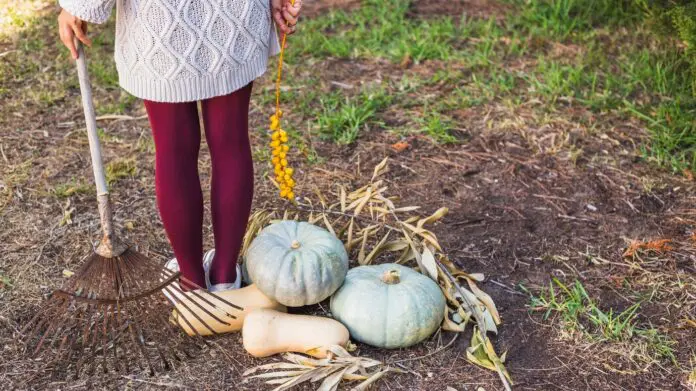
[420,110,458,144]
[0,274,13,290]
[105,158,137,185]
[286,0,696,170]
[524,278,676,362]
[53,179,93,198]
[289,0,488,63]
[511,0,642,40]
[315,88,392,144]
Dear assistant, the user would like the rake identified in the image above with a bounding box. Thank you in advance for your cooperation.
[20,43,242,377]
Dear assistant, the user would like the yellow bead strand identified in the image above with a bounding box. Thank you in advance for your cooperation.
[269,5,298,202]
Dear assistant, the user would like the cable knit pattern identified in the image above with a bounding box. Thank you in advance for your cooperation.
[60,0,281,102]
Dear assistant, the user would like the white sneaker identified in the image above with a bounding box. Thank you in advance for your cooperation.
[203,249,242,292]
[163,251,242,292]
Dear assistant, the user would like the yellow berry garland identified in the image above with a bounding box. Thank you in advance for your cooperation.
[270,2,296,201]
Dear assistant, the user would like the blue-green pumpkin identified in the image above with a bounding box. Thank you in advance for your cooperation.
[246,221,349,307]
[330,263,445,349]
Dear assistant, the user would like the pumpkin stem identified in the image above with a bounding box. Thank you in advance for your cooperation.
[290,240,301,249]
[382,270,401,285]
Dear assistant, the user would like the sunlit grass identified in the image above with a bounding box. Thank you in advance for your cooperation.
[0,0,47,39]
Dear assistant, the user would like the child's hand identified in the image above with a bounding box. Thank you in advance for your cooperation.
[58,9,91,60]
[271,0,302,35]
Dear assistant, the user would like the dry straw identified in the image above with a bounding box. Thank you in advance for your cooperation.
[243,158,512,390]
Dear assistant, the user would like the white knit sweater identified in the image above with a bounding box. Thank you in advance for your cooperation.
[60,0,281,102]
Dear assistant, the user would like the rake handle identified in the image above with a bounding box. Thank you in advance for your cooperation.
[75,41,125,257]
[75,42,108,196]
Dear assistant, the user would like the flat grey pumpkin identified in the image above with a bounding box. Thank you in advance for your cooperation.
[330,263,445,349]
[246,221,349,307]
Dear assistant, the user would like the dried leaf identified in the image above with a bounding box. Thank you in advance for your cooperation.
[465,278,501,325]
[248,370,309,379]
[401,228,424,272]
[340,186,347,212]
[345,217,355,252]
[354,187,373,216]
[371,157,389,181]
[393,206,421,213]
[420,245,439,281]
[391,141,410,152]
[327,345,353,358]
[374,194,396,211]
[317,366,350,391]
[322,214,336,237]
[417,207,449,228]
[314,186,327,208]
[351,368,391,391]
[466,328,512,390]
[466,273,485,282]
[418,230,443,251]
[363,231,391,265]
[358,229,370,265]
[243,363,309,376]
[623,239,673,257]
[396,247,417,264]
[442,307,467,332]
[381,240,409,253]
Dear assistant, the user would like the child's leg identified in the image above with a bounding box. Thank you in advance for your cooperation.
[144,99,206,290]
[201,83,254,285]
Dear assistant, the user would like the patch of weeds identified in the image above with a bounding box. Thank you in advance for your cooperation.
[420,110,457,144]
[630,100,696,172]
[53,180,93,198]
[97,128,123,144]
[290,0,494,63]
[510,0,642,41]
[252,145,272,163]
[315,88,392,144]
[136,135,155,154]
[526,58,588,104]
[26,89,65,107]
[105,158,137,185]
[525,278,590,332]
[524,278,676,363]
[0,274,13,290]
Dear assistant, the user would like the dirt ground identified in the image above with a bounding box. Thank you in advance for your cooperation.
[1,1,695,390]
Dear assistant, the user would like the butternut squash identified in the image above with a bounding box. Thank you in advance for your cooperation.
[170,284,286,337]
[242,309,350,358]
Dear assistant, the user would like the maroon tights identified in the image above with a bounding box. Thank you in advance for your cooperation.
[144,83,254,289]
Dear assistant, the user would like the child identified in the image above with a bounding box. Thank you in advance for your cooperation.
[58,0,302,293]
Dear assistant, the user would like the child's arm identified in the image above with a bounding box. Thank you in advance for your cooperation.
[57,0,115,59]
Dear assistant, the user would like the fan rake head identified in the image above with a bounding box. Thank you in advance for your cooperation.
[21,246,242,378]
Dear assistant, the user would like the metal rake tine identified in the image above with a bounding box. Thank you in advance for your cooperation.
[162,285,221,336]
[99,305,111,373]
[32,314,60,356]
[148,307,174,372]
[153,309,194,363]
[127,301,157,376]
[113,301,129,374]
[131,297,172,372]
[30,298,71,355]
[179,275,243,313]
[23,303,58,352]
[46,311,72,351]
[166,284,230,331]
[169,282,237,323]
[20,295,57,335]
[76,303,99,375]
